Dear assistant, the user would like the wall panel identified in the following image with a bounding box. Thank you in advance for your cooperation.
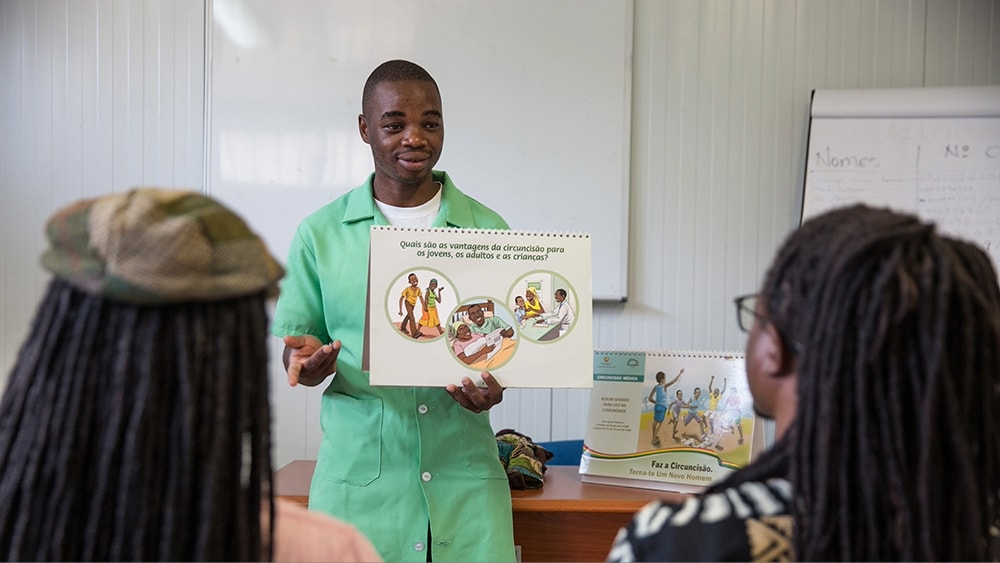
[1,0,205,389]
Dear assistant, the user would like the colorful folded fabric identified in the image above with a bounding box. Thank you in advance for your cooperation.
[496,428,554,490]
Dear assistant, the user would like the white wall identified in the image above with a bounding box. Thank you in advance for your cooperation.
[3,0,999,468]
[1,0,205,380]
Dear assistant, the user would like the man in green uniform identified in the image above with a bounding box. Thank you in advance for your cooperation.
[271,60,516,562]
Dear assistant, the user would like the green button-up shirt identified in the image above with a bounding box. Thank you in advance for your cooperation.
[272,171,515,562]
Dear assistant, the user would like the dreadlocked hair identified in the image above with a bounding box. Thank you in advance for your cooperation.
[0,278,274,561]
[758,204,1000,561]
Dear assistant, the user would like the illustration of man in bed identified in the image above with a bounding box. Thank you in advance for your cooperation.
[448,302,517,369]
[467,303,514,339]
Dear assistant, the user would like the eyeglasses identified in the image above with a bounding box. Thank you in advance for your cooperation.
[733,294,765,333]
[734,293,802,352]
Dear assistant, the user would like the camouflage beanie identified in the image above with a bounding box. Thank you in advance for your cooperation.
[41,188,283,305]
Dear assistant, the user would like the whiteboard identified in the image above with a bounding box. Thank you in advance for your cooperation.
[206,0,633,301]
[802,85,1000,273]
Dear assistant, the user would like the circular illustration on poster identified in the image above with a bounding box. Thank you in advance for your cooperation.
[383,268,457,342]
[508,270,579,343]
[445,296,519,370]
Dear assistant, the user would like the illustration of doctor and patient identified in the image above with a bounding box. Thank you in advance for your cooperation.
[388,270,578,370]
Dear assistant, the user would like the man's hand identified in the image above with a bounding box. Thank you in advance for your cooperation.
[282,335,341,387]
[446,371,504,413]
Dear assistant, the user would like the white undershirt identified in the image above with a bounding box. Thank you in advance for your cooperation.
[375,183,443,228]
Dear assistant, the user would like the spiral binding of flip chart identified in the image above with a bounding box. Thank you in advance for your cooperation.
[595,349,743,359]
[370,226,591,238]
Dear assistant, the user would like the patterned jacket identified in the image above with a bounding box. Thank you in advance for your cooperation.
[606,477,793,562]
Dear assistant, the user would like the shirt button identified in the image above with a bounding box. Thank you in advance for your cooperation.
[414,542,425,552]
[418,404,429,414]
[421,471,432,482]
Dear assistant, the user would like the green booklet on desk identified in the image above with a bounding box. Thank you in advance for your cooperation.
[367,226,593,388]
[581,350,764,493]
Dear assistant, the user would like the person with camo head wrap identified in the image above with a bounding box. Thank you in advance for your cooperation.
[0,188,380,562]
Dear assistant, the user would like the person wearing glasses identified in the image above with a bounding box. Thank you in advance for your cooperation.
[607,204,1000,561]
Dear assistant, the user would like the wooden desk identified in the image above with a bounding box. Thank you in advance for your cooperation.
[274,460,687,562]
[272,458,314,507]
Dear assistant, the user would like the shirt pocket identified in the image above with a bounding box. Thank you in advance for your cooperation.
[319,392,383,486]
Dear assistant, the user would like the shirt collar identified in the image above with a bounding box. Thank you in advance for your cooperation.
[342,170,477,228]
